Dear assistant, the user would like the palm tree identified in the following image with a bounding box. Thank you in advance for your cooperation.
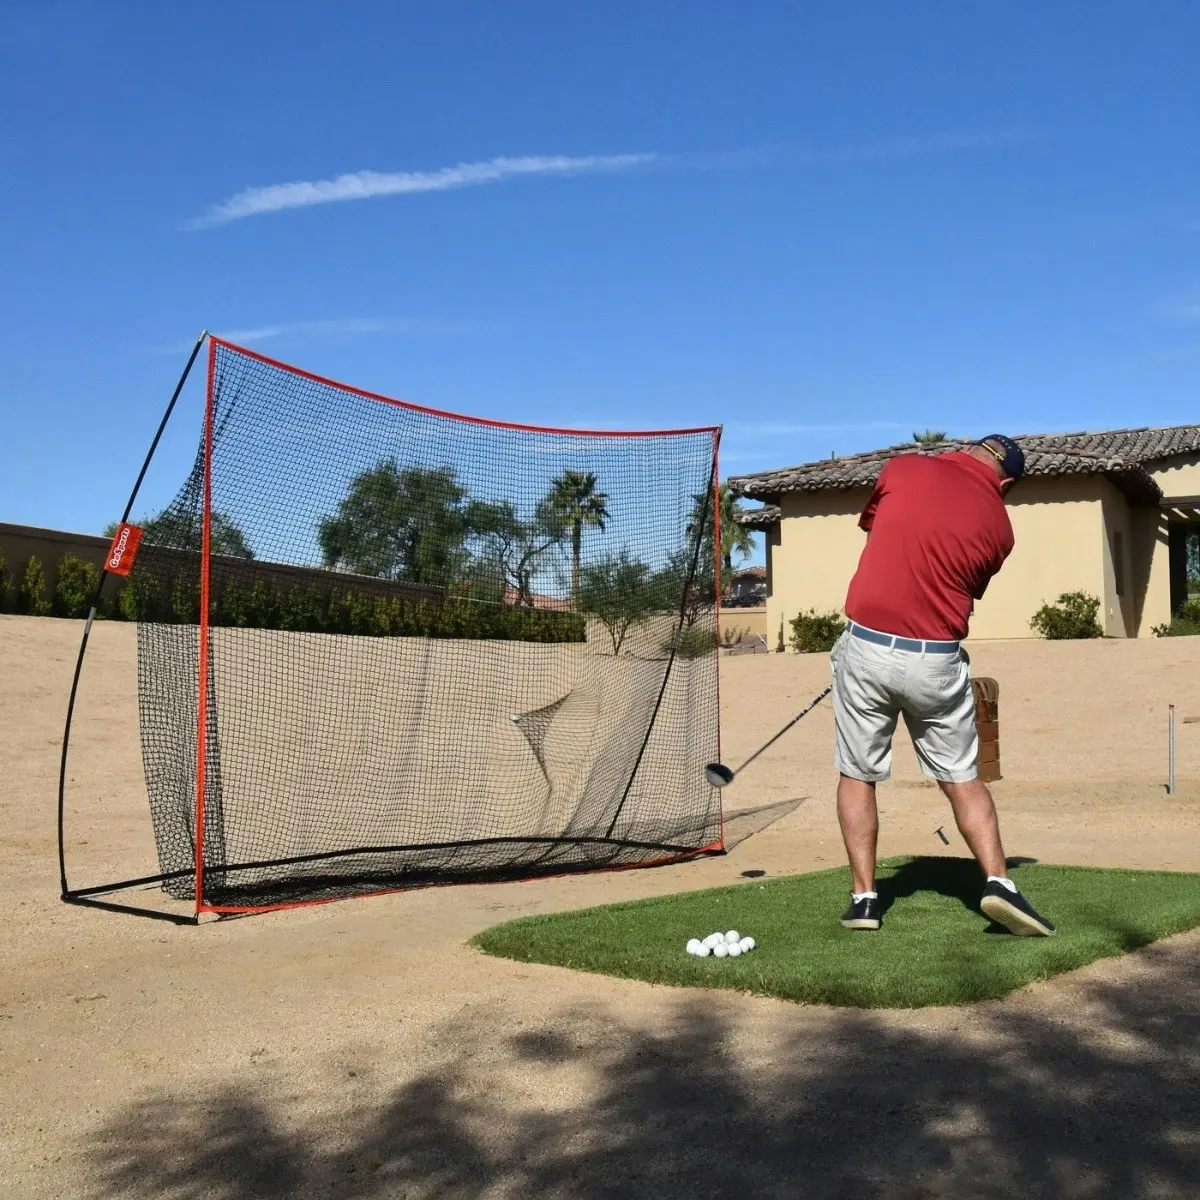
[687,483,755,576]
[913,429,948,445]
[548,470,611,601]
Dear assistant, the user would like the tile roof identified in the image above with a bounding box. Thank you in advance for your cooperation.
[728,424,1200,508]
[734,504,781,528]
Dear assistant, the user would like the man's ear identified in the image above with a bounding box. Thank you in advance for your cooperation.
[999,477,1015,496]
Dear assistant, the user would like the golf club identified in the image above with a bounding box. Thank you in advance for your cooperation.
[705,683,833,788]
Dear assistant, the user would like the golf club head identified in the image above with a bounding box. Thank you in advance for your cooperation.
[705,762,735,788]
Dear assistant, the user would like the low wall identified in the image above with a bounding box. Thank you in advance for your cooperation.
[0,522,122,608]
[720,607,768,641]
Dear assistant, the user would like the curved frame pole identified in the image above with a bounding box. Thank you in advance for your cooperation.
[58,331,208,900]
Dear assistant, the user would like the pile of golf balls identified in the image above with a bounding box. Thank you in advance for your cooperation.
[686,930,757,958]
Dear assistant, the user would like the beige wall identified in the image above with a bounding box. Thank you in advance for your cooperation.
[1151,453,1200,500]
[966,477,1110,639]
[1147,453,1200,631]
[718,606,767,641]
[1133,508,1171,634]
[764,488,872,649]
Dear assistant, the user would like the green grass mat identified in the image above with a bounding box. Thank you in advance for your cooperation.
[471,857,1200,1008]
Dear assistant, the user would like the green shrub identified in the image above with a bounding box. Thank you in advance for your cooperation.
[719,623,749,648]
[1029,591,1104,639]
[53,553,101,618]
[19,556,51,616]
[789,608,847,653]
[0,550,9,612]
[114,566,586,643]
[117,566,163,621]
[1151,597,1200,638]
[664,625,718,658]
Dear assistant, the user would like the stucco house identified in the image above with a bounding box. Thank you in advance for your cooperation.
[725,565,767,607]
[729,425,1200,642]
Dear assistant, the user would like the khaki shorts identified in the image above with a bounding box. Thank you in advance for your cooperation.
[830,627,978,783]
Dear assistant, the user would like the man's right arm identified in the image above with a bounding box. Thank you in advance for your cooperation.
[972,524,1015,599]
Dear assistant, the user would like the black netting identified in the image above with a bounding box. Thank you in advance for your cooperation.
[130,340,721,909]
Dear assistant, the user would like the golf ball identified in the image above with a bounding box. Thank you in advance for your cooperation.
[739,937,755,953]
[705,933,723,948]
[695,943,711,957]
[686,939,702,955]
[713,942,729,958]
[724,930,740,944]
[727,942,742,957]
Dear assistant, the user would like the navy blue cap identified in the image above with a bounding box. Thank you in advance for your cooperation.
[978,434,1025,480]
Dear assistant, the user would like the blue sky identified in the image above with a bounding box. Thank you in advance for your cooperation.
[3,2,1200,555]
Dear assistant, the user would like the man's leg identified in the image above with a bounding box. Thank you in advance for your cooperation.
[905,654,1054,935]
[831,632,897,929]
[837,775,880,894]
[938,778,1006,878]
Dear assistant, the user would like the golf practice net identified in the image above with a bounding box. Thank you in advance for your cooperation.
[61,337,723,915]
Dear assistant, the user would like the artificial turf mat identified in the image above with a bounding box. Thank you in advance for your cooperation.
[470,856,1200,1008]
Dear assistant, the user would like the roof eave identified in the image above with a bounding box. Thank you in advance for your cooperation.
[1103,467,1162,507]
[734,503,781,529]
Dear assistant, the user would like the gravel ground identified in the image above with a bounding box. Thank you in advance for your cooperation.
[2,614,1198,1199]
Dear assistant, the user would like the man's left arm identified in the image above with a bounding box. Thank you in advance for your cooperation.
[858,463,892,534]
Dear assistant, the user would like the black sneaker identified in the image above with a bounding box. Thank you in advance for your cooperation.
[841,895,881,930]
[981,881,1055,937]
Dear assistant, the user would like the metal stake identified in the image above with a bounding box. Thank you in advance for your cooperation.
[1169,704,1176,796]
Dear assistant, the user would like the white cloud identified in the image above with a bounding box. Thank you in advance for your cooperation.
[217,317,480,342]
[191,153,655,227]
[150,316,478,355]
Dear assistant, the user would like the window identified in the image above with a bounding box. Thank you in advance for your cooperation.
[1112,530,1125,598]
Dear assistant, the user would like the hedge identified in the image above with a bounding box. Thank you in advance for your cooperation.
[1,552,586,643]
[117,566,586,643]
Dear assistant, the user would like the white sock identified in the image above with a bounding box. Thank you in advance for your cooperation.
[987,875,1018,893]
[851,890,878,902]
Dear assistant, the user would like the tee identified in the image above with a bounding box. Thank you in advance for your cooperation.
[843,451,1014,641]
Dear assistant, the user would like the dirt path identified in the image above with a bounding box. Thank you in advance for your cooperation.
[2,615,1199,1198]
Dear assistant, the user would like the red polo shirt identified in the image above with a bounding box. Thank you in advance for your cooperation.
[844,452,1014,641]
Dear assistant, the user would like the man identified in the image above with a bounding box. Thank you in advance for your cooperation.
[831,434,1054,936]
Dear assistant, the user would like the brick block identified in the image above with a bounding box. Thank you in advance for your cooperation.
[978,740,1000,765]
[978,758,1002,783]
[975,720,998,743]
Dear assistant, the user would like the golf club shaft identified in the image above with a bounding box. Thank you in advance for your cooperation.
[730,683,833,778]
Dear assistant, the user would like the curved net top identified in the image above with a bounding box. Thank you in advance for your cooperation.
[130,339,723,912]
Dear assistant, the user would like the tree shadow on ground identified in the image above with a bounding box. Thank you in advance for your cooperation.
[84,933,1200,1200]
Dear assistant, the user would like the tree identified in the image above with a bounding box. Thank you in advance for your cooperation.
[547,470,610,602]
[467,498,566,607]
[103,512,253,558]
[652,548,715,630]
[913,429,948,444]
[577,550,657,655]
[686,482,754,595]
[317,461,473,583]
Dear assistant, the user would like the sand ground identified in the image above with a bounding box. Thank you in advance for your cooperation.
[2,613,1199,1198]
